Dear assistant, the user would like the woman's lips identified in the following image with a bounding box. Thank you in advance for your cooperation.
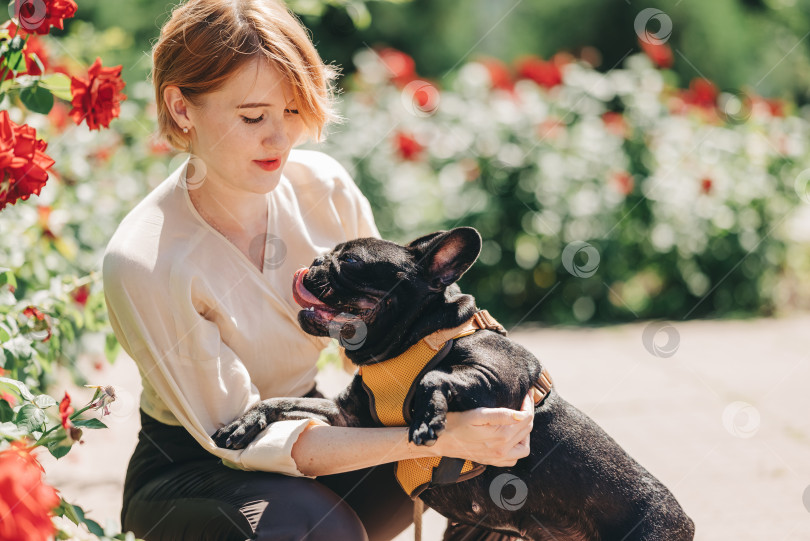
[254,159,281,171]
[292,268,326,308]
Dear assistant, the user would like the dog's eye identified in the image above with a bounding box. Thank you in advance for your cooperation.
[340,255,361,265]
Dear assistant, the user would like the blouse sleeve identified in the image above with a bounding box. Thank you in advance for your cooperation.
[316,151,381,241]
[102,249,325,478]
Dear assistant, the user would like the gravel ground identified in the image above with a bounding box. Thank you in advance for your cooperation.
[41,315,810,540]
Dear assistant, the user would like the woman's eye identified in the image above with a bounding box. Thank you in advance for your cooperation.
[241,115,263,124]
[285,108,299,115]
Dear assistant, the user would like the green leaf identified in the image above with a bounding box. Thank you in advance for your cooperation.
[0,399,13,422]
[0,421,26,440]
[8,36,25,52]
[0,377,34,400]
[33,394,57,408]
[55,498,82,525]
[2,336,33,360]
[15,403,46,431]
[0,268,15,290]
[345,1,371,29]
[70,503,105,536]
[39,72,72,101]
[40,430,73,458]
[105,333,120,364]
[72,417,107,429]
[20,83,53,114]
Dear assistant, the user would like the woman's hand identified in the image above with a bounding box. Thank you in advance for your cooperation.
[434,392,534,467]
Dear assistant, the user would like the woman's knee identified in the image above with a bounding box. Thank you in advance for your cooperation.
[252,478,368,541]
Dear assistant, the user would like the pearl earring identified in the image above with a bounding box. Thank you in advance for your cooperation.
[183,127,189,133]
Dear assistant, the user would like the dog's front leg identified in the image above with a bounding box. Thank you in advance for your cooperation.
[408,371,454,446]
[213,396,346,450]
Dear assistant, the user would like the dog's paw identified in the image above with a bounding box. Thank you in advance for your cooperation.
[409,413,446,446]
[212,409,268,450]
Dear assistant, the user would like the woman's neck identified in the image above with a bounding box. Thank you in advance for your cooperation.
[187,177,268,241]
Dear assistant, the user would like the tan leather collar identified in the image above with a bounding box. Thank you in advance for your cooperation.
[531,368,554,405]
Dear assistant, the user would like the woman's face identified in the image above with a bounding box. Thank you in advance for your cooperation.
[186,57,307,195]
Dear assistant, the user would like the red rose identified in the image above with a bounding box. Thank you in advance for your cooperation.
[12,0,77,36]
[22,305,51,342]
[611,171,635,196]
[516,56,563,89]
[682,78,719,109]
[0,442,60,541]
[602,112,629,138]
[395,132,424,161]
[478,57,514,92]
[0,111,55,211]
[378,48,417,88]
[69,57,127,131]
[639,39,674,69]
[59,392,73,430]
[71,284,89,307]
[700,177,712,195]
[22,305,45,320]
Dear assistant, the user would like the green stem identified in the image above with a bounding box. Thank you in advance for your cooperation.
[0,26,30,104]
[36,403,95,440]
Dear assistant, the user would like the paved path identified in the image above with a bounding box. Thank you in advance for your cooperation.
[41,315,810,540]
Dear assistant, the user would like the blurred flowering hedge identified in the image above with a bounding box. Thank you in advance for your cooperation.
[0,2,140,538]
[314,45,809,325]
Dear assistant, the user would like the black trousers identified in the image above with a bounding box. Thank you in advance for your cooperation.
[121,397,517,540]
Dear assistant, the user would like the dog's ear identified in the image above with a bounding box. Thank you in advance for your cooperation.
[409,227,482,291]
[406,230,446,249]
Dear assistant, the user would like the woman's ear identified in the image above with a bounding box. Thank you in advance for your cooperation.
[163,85,193,130]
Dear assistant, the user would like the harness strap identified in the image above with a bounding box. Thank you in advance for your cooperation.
[422,309,507,351]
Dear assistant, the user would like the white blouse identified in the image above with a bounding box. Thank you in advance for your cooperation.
[102,148,380,477]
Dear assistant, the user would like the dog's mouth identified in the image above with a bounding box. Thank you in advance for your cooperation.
[292,267,374,326]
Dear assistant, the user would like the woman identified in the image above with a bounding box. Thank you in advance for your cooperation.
[103,1,534,539]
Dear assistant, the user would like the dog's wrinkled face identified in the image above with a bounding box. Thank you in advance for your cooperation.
[291,227,482,362]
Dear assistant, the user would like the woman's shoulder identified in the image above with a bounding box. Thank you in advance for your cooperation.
[284,148,358,194]
[103,160,202,284]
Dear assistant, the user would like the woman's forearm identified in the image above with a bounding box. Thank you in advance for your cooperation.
[291,424,438,477]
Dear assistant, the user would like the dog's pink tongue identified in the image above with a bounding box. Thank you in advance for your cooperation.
[292,268,326,308]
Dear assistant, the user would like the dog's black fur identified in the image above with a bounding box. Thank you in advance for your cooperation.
[212,227,695,540]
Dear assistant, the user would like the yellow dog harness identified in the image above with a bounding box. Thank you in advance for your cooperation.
[357,309,553,498]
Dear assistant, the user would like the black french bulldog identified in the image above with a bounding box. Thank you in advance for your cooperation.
[212,227,695,540]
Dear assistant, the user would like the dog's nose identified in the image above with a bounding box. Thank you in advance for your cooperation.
[312,256,325,266]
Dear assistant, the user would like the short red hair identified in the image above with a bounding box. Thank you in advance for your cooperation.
[151,0,341,151]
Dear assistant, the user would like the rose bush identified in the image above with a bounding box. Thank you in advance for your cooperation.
[0,2,138,538]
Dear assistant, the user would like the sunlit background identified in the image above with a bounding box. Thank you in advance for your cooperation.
[1,1,810,540]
